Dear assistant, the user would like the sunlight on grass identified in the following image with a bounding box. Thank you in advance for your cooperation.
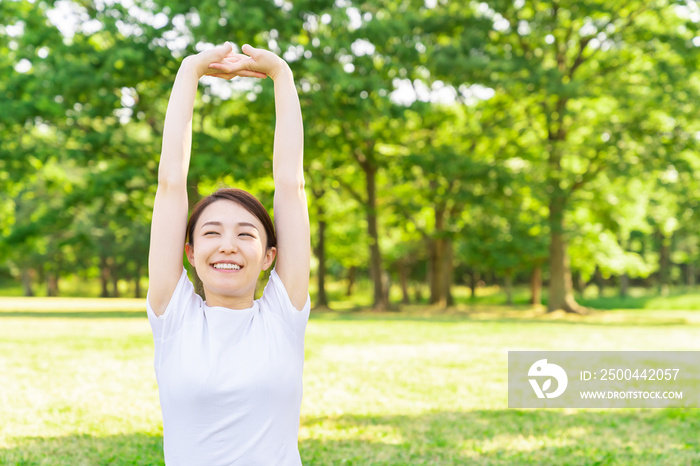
[0,297,146,312]
[1,300,700,464]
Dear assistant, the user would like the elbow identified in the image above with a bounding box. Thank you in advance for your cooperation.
[157,165,187,189]
[275,175,305,191]
[157,174,187,191]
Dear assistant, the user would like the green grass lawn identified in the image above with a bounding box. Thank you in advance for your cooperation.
[1,299,699,465]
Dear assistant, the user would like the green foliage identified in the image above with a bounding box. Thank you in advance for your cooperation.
[3,0,700,304]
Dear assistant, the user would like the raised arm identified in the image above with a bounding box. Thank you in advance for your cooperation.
[148,44,265,316]
[209,45,310,310]
[147,54,203,316]
[269,62,311,311]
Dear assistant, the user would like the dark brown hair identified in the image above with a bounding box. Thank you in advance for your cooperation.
[185,188,277,251]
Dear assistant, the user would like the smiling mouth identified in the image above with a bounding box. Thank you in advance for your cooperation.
[211,263,242,271]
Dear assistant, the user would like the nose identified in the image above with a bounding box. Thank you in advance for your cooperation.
[218,234,238,253]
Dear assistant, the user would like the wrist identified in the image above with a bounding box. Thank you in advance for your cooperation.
[271,62,293,82]
[180,56,205,79]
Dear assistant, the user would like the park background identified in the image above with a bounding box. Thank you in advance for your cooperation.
[2,0,700,464]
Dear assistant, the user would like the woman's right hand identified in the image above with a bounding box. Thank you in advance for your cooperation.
[183,42,267,80]
[207,44,290,81]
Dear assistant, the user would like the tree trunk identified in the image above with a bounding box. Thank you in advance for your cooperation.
[429,204,447,306]
[426,237,434,297]
[443,236,454,307]
[470,271,479,300]
[594,267,605,298]
[547,172,585,314]
[620,273,629,298]
[365,165,386,310]
[399,259,410,305]
[112,272,120,298]
[413,284,423,303]
[134,262,142,298]
[658,232,670,296]
[545,95,586,314]
[100,256,110,298]
[47,272,59,297]
[315,216,329,309]
[21,268,35,297]
[504,270,513,306]
[530,264,542,307]
[310,185,329,309]
[428,237,445,305]
[346,266,356,297]
[618,234,629,298]
[688,262,696,288]
[547,229,583,313]
[382,270,391,306]
[572,271,584,294]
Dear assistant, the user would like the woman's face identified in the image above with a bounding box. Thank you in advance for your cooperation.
[185,200,276,304]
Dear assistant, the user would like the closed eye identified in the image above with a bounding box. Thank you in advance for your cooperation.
[240,233,254,237]
[204,231,219,236]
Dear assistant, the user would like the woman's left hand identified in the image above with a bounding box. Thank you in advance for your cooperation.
[207,44,290,81]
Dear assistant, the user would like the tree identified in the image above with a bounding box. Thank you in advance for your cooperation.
[395,0,700,312]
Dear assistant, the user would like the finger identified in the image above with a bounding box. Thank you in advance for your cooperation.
[224,53,249,61]
[213,42,233,56]
[223,54,249,63]
[241,43,258,57]
[202,42,233,64]
[237,70,267,78]
[208,58,248,72]
[217,42,233,60]
[221,58,256,74]
[204,67,266,78]
[207,69,265,79]
[205,73,236,80]
[223,56,246,64]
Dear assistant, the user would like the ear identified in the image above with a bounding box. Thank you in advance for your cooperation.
[262,246,277,271]
[185,243,196,268]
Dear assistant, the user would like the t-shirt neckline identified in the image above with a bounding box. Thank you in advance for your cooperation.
[203,300,258,312]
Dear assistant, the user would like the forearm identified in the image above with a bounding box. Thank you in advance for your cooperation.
[272,66,304,187]
[158,59,200,186]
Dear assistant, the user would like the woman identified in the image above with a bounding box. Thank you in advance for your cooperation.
[146,42,311,465]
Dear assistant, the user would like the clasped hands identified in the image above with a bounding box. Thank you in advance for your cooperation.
[184,42,290,81]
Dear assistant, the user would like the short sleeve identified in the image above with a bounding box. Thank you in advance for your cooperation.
[260,267,311,338]
[146,268,202,342]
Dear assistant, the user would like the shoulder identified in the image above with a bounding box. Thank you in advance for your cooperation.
[270,267,310,312]
[258,268,310,335]
[147,268,203,340]
[264,268,310,310]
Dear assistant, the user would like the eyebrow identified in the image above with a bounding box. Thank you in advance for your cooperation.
[200,221,259,231]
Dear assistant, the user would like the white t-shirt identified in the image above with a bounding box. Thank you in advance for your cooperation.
[146,267,311,466]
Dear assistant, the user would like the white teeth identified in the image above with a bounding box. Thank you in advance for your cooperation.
[213,263,241,270]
